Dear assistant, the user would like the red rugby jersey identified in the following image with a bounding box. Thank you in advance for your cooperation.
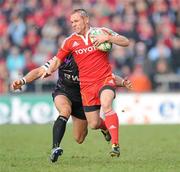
[56,27,113,84]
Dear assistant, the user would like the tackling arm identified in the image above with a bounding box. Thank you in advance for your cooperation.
[11,66,45,90]
[11,56,62,91]
[23,67,44,83]
[41,56,62,78]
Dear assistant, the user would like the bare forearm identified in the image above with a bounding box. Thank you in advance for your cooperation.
[23,56,61,82]
[24,67,44,83]
[11,57,62,90]
[49,56,62,73]
[108,35,129,47]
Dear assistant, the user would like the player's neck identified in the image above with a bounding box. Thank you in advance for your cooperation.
[80,27,90,37]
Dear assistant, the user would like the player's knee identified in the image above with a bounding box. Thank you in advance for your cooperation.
[101,102,112,113]
[59,106,71,116]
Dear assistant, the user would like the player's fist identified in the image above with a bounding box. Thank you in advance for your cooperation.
[122,77,132,90]
[11,80,23,90]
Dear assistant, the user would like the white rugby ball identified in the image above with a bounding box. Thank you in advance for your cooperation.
[90,28,112,52]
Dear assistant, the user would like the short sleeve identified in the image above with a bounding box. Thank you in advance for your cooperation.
[56,38,71,61]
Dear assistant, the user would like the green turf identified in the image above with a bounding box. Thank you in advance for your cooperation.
[0,124,180,172]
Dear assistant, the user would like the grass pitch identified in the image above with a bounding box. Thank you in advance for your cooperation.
[0,124,180,172]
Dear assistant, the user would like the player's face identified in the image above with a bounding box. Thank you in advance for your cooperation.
[70,13,89,35]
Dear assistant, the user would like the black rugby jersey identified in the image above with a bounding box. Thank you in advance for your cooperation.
[54,54,81,102]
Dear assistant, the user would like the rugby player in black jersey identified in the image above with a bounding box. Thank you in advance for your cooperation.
[11,54,132,163]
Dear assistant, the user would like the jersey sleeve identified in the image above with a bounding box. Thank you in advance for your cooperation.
[56,38,71,61]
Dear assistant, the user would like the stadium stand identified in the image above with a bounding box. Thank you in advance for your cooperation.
[0,0,179,93]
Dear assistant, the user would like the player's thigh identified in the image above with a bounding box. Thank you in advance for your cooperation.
[100,89,115,112]
[85,110,100,129]
[54,95,72,117]
[72,116,88,143]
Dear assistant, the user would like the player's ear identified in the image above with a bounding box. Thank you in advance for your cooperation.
[85,17,89,24]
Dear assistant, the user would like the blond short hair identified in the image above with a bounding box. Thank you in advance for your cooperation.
[71,9,89,17]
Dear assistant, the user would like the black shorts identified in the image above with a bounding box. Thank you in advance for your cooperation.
[52,89,86,120]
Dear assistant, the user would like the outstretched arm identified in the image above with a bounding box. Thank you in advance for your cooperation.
[11,56,62,90]
[11,66,45,90]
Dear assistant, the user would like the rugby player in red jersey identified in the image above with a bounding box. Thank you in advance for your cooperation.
[11,55,132,162]
[41,9,129,157]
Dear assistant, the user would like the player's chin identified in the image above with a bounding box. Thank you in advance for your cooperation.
[72,28,78,32]
[75,30,80,34]
[74,29,81,34]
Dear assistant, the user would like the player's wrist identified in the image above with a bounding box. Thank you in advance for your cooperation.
[107,34,111,42]
[42,61,50,71]
[20,77,26,85]
[121,79,125,87]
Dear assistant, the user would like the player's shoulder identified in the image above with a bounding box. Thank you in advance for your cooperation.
[62,33,76,43]
[61,33,77,48]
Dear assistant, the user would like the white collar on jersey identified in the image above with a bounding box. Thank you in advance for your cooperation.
[75,27,92,45]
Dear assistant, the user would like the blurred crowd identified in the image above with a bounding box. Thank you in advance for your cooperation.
[0,0,179,93]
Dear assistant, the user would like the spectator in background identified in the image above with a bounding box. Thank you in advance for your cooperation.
[6,46,25,81]
[23,27,40,54]
[155,15,176,49]
[0,44,5,61]
[23,49,37,73]
[154,58,174,92]
[0,35,11,60]
[120,2,138,39]
[0,13,8,37]
[112,45,132,76]
[148,39,173,88]
[150,0,176,25]
[134,42,154,79]
[0,0,179,92]
[172,38,180,74]
[41,17,61,42]
[8,14,26,46]
[110,14,123,33]
[32,9,47,29]
[129,64,152,92]
[136,16,155,49]
[148,39,172,62]
[155,58,171,75]
[32,45,49,66]
[32,17,61,66]
[0,60,8,94]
